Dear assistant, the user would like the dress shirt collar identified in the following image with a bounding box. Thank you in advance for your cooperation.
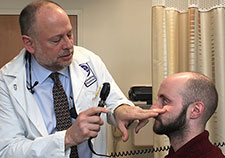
[30,55,69,84]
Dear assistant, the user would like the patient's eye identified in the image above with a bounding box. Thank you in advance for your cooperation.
[159,94,170,105]
[162,97,169,104]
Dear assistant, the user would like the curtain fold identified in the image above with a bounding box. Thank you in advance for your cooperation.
[152,1,225,157]
[212,7,225,145]
[152,7,170,158]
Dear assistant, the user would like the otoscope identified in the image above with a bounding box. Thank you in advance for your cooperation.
[88,82,111,157]
[97,82,110,114]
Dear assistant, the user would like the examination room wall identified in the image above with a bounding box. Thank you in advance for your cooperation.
[0,0,154,157]
[0,0,153,96]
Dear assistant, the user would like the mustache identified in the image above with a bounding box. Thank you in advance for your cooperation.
[59,49,73,57]
[154,115,162,121]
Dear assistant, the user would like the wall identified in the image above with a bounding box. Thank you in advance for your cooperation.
[62,0,153,96]
[0,0,152,97]
[0,0,153,157]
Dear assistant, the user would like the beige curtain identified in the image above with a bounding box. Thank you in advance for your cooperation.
[152,0,225,157]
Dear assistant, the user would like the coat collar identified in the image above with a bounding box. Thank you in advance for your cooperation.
[1,49,48,136]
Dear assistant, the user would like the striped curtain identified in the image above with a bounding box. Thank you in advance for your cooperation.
[151,0,225,157]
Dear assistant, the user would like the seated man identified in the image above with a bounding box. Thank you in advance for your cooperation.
[151,72,224,158]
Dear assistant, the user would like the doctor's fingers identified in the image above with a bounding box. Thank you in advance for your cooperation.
[86,115,105,126]
[132,108,166,120]
[76,122,102,138]
[76,121,103,141]
[117,120,150,142]
[134,119,149,134]
[76,113,105,129]
[86,123,103,138]
[151,108,167,114]
[81,106,110,116]
[67,119,103,144]
[116,121,130,142]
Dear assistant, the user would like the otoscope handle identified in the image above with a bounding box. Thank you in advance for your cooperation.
[97,82,110,116]
[88,82,111,156]
[100,82,110,101]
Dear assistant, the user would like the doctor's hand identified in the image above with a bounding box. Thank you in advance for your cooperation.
[64,107,109,149]
[114,104,166,142]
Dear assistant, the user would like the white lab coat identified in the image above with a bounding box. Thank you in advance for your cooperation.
[0,46,133,158]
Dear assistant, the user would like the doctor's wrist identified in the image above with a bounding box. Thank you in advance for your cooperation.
[65,129,76,150]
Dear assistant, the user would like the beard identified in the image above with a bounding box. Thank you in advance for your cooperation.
[34,48,73,71]
[153,106,188,135]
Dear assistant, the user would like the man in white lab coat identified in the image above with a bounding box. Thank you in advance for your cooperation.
[0,1,165,157]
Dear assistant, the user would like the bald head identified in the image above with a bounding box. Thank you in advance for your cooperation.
[19,0,64,38]
[36,3,70,38]
[168,72,218,123]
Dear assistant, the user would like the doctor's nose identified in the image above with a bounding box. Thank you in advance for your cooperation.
[62,36,73,50]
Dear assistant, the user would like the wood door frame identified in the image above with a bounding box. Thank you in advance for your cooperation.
[0,9,83,45]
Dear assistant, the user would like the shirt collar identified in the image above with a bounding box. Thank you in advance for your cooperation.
[31,55,69,84]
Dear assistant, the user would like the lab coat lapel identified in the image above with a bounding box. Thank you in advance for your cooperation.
[69,47,100,114]
[69,61,86,112]
[2,51,48,136]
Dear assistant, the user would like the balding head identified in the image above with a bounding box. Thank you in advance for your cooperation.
[172,72,218,124]
[19,0,63,38]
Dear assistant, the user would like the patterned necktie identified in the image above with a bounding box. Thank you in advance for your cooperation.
[50,72,79,158]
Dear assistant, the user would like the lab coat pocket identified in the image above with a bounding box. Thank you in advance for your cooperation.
[77,85,100,111]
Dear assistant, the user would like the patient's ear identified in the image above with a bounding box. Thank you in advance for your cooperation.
[189,101,204,119]
[22,35,35,54]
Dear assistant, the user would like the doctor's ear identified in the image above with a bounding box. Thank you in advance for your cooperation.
[189,101,204,119]
[22,35,36,54]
